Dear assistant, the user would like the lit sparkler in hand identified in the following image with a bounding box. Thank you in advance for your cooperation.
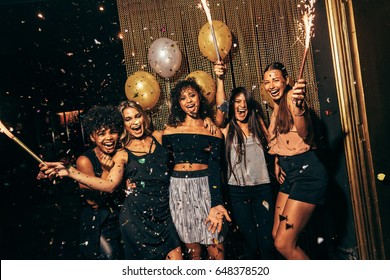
[0,120,45,164]
[297,0,316,80]
[199,0,221,62]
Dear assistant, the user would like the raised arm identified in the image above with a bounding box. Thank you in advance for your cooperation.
[288,78,311,139]
[214,61,228,127]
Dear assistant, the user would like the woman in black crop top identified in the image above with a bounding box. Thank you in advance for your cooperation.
[40,101,183,260]
[162,78,231,260]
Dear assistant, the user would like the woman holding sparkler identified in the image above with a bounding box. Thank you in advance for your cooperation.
[162,78,231,260]
[40,101,183,260]
[75,105,124,259]
[263,62,328,260]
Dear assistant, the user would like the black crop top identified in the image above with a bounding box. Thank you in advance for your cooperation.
[162,133,224,207]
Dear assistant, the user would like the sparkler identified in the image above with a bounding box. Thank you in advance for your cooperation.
[0,120,45,164]
[199,0,221,62]
[297,0,316,80]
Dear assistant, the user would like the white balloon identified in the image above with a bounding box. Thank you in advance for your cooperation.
[148,38,182,78]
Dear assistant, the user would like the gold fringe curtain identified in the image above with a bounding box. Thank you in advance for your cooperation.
[116,0,320,130]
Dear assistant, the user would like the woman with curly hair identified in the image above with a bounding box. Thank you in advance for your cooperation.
[162,78,231,260]
[76,105,124,259]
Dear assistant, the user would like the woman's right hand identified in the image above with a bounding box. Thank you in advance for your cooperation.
[96,150,115,171]
[274,162,286,185]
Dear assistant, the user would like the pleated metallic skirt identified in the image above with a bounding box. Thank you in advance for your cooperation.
[169,170,225,245]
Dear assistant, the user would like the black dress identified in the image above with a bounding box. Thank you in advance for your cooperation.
[120,136,181,259]
[79,149,124,259]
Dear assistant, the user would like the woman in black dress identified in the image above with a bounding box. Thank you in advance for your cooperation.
[40,101,182,260]
[76,105,124,259]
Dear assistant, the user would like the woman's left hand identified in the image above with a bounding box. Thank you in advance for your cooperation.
[291,78,306,108]
[205,205,232,233]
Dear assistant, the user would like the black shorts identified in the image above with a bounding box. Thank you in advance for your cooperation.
[278,151,328,205]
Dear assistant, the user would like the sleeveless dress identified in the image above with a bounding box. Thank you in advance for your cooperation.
[120,136,181,259]
[79,149,124,259]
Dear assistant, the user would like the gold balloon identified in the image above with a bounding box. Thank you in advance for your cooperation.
[198,20,232,62]
[124,71,161,110]
[186,70,216,104]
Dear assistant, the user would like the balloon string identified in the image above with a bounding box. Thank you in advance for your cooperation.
[165,79,171,114]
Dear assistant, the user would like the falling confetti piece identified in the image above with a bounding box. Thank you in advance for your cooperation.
[377,173,386,181]
[317,237,324,244]
[262,200,270,211]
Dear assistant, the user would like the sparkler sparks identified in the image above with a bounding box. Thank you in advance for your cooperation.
[297,0,316,80]
[199,0,221,61]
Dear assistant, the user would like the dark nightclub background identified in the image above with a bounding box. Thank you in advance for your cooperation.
[0,0,127,259]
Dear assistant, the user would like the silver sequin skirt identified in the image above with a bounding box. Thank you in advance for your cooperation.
[169,170,225,245]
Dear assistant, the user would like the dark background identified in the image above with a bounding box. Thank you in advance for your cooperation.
[0,0,127,259]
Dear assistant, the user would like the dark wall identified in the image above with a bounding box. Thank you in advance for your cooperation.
[311,0,358,259]
[312,0,390,258]
[353,0,390,258]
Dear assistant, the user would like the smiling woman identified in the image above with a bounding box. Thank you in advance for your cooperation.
[74,105,124,259]
[162,78,231,260]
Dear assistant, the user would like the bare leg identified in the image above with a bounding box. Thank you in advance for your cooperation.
[274,199,316,260]
[206,243,224,260]
[166,246,183,260]
[272,192,289,239]
[185,243,202,260]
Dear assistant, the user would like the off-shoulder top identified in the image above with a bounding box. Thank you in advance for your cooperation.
[162,133,224,207]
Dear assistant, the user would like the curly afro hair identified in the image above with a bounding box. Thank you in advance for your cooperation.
[167,78,213,127]
[82,105,123,137]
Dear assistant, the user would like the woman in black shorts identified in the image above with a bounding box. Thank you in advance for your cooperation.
[263,62,328,259]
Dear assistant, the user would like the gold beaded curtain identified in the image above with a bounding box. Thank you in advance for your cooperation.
[116,0,320,130]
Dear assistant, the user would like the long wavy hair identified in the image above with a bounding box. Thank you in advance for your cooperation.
[167,78,213,127]
[263,62,293,135]
[225,87,269,183]
[117,100,152,147]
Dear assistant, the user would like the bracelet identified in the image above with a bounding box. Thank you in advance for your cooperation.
[293,109,306,116]
[216,100,229,114]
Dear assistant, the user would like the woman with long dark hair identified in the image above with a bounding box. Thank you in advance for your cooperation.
[263,62,328,259]
[214,63,275,259]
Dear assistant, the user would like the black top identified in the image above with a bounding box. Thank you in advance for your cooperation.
[78,148,123,259]
[162,133,224,207]
[80,149,123,208]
